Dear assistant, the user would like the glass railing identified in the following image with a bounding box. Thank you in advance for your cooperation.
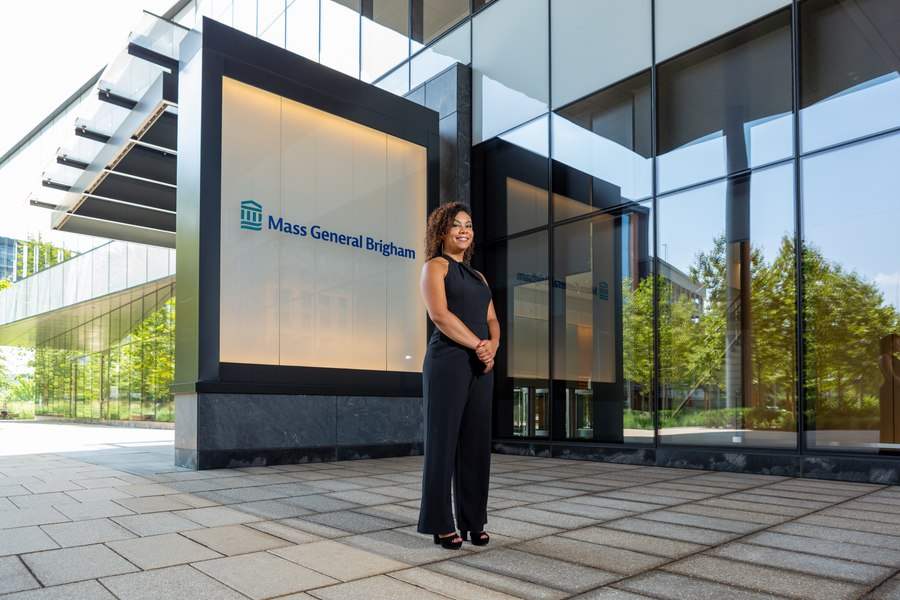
[0,240,175,326]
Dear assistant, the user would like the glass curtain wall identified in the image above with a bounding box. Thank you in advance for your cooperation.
[33,297,176,423]
[479,0,900,458]
[189,0,476,91]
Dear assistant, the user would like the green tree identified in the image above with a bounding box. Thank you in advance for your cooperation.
[804,241,900,426]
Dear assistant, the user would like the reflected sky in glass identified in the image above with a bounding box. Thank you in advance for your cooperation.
[499,115,548,158]
[803,131,900,312]
[552,114,651,201]
[361,17,409,83]
[286,0,319,62]
[801,74,900,153]
[410,21,469,89]
[375,62,409,96]
[659,163,794,275]
[320,0,360,78]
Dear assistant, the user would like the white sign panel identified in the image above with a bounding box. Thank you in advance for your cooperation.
[219,78,427,372]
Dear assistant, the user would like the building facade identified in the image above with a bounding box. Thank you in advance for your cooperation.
[0,0,899,480]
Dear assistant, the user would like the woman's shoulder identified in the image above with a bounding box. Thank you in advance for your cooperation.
[423,256,450,276]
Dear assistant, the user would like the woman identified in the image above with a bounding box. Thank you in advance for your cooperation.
[417,202,499,549]
[879,334,900,444]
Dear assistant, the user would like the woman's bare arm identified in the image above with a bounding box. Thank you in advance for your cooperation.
[420,258,483,349]
[473,271,500,372]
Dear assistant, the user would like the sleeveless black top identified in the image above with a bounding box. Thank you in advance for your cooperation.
[432,254,492,340]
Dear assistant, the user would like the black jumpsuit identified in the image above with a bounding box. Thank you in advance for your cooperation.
[417,254,494,535]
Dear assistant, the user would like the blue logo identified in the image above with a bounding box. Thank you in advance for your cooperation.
[598,282,609,301]
[241,200,262,230]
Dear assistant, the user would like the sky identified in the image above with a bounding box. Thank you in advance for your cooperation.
[0,0,175,157]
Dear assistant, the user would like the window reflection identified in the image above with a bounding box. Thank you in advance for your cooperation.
[412,0,468,45]
[803,132,900,451]
[473,136,548,242]
[233,0,256,35]
[552,202,654,444]
[472,0,549,144]
[658,164,797,448]
[321,0,360,78]
[799,0,900,152]
[258,0,285,34]
[361,0,410,83]
[286,0,319,62]
[260,11,286,48]
[484,234,550,439]
[552,70,652,215]
[657,9,792,193]
[410,21,469,89]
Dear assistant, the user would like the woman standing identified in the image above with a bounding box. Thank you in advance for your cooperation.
[417,202,499,549]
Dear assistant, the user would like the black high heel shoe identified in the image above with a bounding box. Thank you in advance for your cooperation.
[460,530,490,546]
[433,533,463,549]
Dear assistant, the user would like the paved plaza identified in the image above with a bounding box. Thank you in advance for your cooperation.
[2,422,900,599]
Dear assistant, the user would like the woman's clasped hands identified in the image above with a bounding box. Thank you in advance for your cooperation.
[475,340,497,374]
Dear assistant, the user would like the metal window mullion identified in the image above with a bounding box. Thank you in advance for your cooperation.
[792,0,806,459]
[651,0,660,451]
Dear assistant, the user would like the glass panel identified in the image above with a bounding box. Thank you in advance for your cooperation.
[126,243,147,289]
[286,0,319,61]
[91,244,109,298]
[260,11,286,48]
[259,0,285,34]
[375,62,409,96]
[485,233,550,438]
[657,9,793,193]
[551,0,651,110]
[413,0,468,45]
[109,242,127,293]
[233,0,257,34]
[361,1,410,83]
[552,70,652,216]
[552,201,654,444]
[472,0,549,144]
[655,0,791,62]
[147,246,169,281]
[658,164,797,449]
[474,132,549,243]
[215,1,234,26]
[410,21,469,89]
[799,0,900,153]
[321,0,361,78]
[803,132,900,452]
[499,115,549,159]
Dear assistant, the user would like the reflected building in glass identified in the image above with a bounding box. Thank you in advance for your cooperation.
[1,0,900,479]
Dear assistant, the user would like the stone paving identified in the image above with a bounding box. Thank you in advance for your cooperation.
[3,448,900,599]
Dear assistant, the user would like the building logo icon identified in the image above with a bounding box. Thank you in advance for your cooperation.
[598,282,609,301]
[241,200,262,230]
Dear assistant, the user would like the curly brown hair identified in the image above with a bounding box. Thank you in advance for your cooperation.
[424,202,475,265]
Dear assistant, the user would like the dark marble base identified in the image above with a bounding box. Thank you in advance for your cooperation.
[552,443,656,466]
[338,442,423,461]
[492,441,553,458]
[803,455,900,485]
[175,443,421,470]
[173,392,423,470]
[657,448,802,477]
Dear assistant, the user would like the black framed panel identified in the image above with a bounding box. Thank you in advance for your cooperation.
[173,17,439,398]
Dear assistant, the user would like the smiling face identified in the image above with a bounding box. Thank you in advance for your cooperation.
[441,211,474,255]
